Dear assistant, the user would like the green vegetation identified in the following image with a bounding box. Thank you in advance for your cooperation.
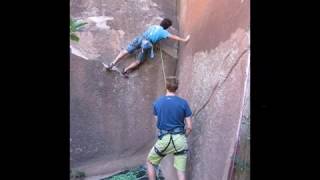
[102,165,165,180]
[70,169,86,180]
[103,166,146,180]
[107,171,137,180]
[70,18,87,42]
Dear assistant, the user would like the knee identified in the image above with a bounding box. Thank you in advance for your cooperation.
[146,159,153,166]
[134,60,141,65]
[146,160,157,168]
[121,49,128,54]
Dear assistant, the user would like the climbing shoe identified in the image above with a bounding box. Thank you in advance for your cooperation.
[103,62,115,70]
[121,68,129,78]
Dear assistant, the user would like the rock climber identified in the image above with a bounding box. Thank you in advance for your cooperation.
[103,18,190,77]
[146,77,192,180]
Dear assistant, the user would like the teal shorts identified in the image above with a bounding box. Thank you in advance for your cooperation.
[127,36,153,62]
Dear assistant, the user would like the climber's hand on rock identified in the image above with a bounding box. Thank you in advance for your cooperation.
[184,35,190,42]
[186,128,192,137]
[185,117,192,137]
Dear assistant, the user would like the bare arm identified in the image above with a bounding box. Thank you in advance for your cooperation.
[168,34,190,42]
[185,117,192,136]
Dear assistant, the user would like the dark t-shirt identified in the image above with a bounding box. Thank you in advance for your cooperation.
[153,95,192,130]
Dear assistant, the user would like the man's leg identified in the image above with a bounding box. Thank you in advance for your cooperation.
[112,50,129,65]
[147,140,165,180]
[106,49,129,68]
[173,134,188,180]
[122,47,148,74]
[123,60,141,73]
[177,170,186,180]
[103,50,129,69]
[146,160,157,180]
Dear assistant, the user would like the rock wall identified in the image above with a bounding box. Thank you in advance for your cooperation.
[70,0,250,179]
[70,0,178,177]
[162,0,250,179]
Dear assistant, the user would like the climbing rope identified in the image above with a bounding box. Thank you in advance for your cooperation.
[192,48,249,119]
[159,46,167,88]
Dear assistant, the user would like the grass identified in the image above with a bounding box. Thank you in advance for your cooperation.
[102,166,148,180]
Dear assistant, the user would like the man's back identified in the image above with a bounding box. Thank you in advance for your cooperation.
[153,95,192,131]
[143,25,171,44]
[147,77,192,180]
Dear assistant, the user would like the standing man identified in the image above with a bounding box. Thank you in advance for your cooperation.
[147,77,192,180]
[103,18,190,76]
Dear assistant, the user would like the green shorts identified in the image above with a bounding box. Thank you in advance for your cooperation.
[147,134,188,171]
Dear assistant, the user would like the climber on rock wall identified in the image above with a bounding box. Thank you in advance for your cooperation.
[103,18,190,77]
[146,77,192,180]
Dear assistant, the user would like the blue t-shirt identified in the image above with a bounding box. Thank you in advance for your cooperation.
[143,25,171,44]
[153,95,192,130]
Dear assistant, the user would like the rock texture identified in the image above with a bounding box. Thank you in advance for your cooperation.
[70,0,178,177]
[161,0,250,179]
[70,0,250,179]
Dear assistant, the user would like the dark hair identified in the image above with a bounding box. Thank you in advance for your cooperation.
[166,76,179,92]
[160,18,172,29]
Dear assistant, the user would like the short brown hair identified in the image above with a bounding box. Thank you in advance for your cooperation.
[166,76,179,92]
[160,18,172,29]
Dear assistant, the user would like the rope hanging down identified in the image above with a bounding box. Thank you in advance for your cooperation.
[159,45,177,89]
[159,46,167,88]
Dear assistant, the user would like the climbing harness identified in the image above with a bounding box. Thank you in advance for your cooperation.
[141,25,160,59]
[154,127,188,157]
[154,134,188,157]
[141,38,154,59]
[158,127,185,139]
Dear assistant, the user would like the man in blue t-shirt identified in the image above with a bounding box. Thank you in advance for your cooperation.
[103,18,190,77]
[147,77,192,180]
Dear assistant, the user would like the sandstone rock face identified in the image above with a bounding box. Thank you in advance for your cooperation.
[70,0,178,176]
[70,0,250,179]
[161,0,250,179]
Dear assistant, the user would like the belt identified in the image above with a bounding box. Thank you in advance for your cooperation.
[158,127,185,140]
